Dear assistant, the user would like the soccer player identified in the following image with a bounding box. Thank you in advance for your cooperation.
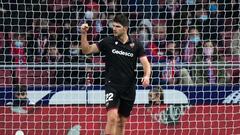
[80,13,151,135]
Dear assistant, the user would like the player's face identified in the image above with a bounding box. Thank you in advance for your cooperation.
[112,22,127,37]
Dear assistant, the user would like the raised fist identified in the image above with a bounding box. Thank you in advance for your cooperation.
[81,23,89,34]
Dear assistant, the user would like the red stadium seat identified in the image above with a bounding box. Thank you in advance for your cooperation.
[15,68,55,86]
[221,31,233,40]
[226,68,240,84]
[48,0,71,11]
[224,55,240,64]
[0,70,13,86]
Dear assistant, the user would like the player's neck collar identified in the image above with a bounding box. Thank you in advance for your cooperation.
[127,35,133,43]
[115,35,132,44]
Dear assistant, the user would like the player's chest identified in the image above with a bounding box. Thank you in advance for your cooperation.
[106,41,137,58]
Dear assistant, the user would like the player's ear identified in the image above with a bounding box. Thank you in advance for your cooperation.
[123,26,128,31]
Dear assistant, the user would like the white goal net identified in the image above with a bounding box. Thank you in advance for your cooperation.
[0,0,240,135]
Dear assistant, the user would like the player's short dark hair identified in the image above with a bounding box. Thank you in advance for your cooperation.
[113,13,129,27]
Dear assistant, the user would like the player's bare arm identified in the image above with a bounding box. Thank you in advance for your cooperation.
[80,23,99,54]
[140,56,151,88]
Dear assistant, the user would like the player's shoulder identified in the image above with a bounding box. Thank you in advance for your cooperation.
[100,36,115,43]
[133,39,141,45]
[130,37,142,48]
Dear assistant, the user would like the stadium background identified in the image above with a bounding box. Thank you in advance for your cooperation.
[0,0,239,134]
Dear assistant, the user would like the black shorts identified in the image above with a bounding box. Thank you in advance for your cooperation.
[105,84,136,117]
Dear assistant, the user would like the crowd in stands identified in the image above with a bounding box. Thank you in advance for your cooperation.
[0,0,239,86]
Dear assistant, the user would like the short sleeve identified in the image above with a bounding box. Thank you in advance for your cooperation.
[136,42,146,58]
[96,38,108,54]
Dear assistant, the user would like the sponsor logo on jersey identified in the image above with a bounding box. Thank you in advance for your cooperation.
[112,49,134,57]
[130,43,135,48]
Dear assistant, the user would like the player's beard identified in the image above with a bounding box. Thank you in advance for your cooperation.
[113,31,125,39]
